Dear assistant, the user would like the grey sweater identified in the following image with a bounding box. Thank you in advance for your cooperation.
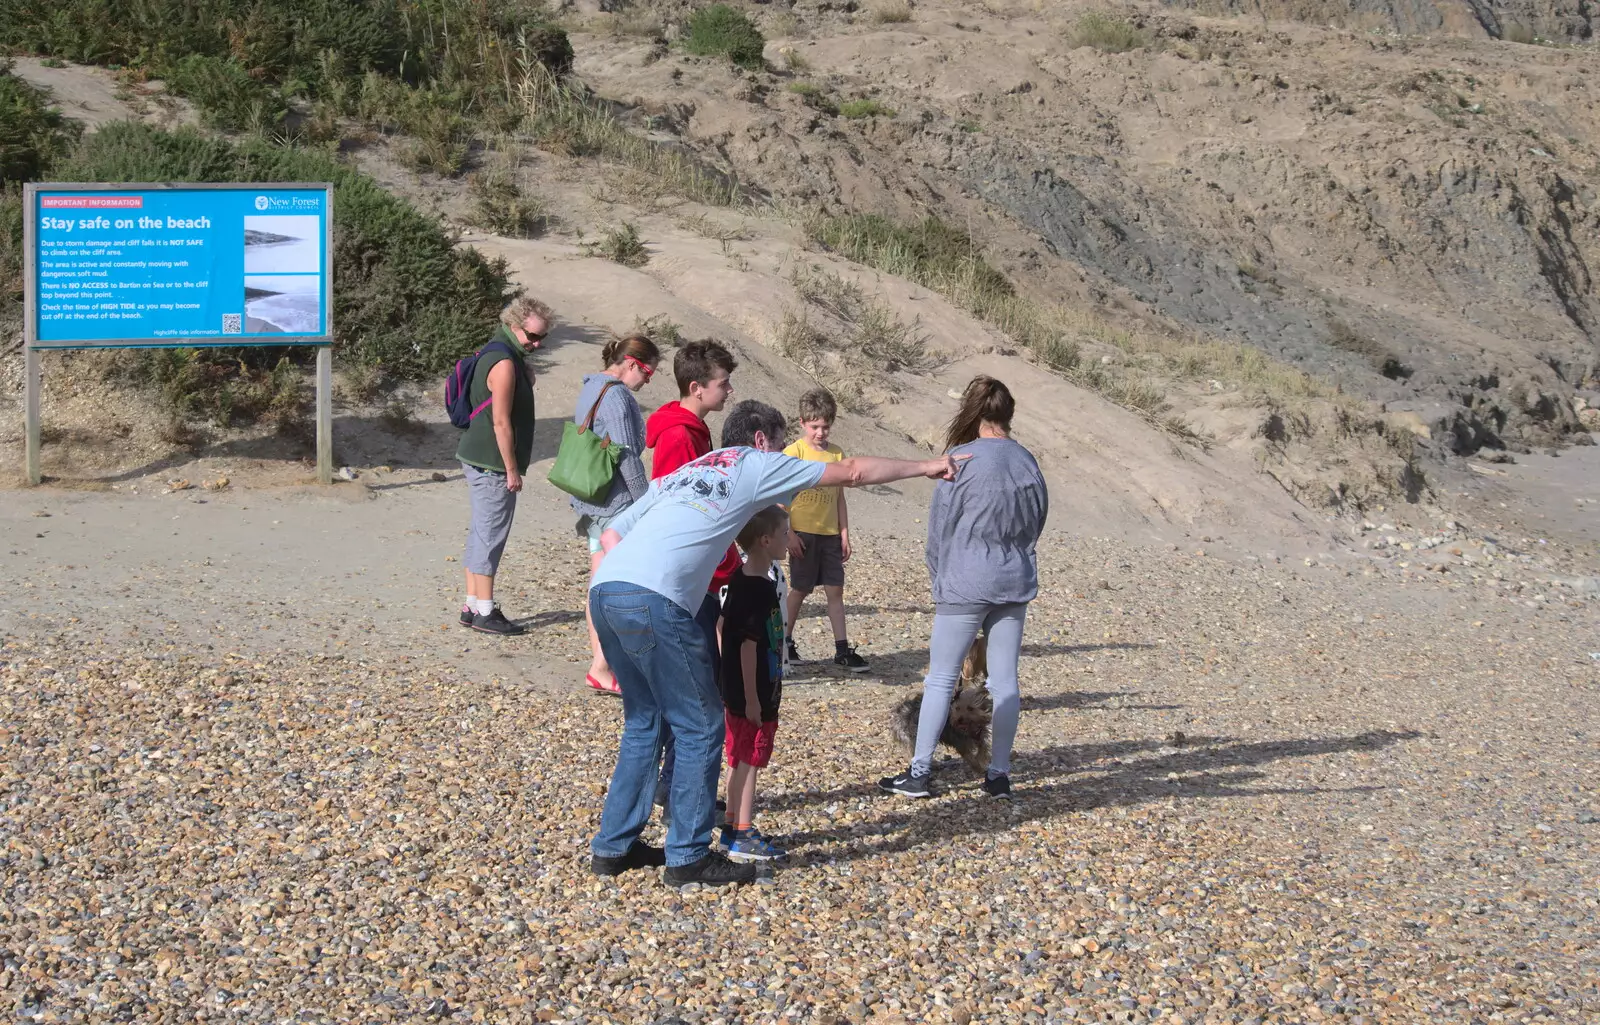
[925,437,1049,613]
[569,372,649,519]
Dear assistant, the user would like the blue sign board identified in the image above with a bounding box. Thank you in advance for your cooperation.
[23,183,333,348]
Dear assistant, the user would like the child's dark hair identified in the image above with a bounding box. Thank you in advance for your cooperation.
[797,387,837,425]
[673,339,737,396]
[601,333,660,369]
[944,375,1015,450]
[736,506,789,551]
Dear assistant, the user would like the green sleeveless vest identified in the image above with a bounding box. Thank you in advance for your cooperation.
[455,326,536,473]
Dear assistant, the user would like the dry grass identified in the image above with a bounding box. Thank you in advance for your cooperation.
[1066,11,1152,53]
[778,263,945,401]
[515,66,739,207]
[795,211,1421,479]
[868,0,913,24]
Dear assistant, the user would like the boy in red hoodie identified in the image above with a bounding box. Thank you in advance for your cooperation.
[644,339,738,820]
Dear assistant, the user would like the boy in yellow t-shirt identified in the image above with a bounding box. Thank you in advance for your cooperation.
[782,388,868,672]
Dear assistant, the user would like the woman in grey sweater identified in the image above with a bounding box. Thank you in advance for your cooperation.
[573,333,661,693]
[880,375,1048,799]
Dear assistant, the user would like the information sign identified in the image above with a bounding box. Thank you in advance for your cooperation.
[21,183,336,485]
[25,183,332,347]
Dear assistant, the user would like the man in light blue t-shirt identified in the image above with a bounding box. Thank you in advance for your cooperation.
[588,399,965,887]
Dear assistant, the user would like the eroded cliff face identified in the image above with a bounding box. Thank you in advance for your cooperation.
[574,0,1598,452]
[1161,0,1593,42]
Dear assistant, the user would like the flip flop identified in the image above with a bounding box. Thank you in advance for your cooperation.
[586,673,621,696]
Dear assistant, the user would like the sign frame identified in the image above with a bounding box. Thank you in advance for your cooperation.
[22,182,336,485]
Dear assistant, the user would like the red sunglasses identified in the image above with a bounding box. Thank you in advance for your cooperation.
[626,355,656,381]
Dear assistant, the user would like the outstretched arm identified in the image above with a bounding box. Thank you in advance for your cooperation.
[817,454,965,489]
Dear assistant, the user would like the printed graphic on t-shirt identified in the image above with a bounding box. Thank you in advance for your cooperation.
[763,600,784,683]
[658,449,740,516]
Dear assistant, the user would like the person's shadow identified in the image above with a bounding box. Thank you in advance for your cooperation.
[771,729,1420,864]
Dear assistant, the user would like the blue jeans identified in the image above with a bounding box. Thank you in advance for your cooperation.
[590,582,724,867]
[657,590,722,805]
[912,603,1028,779]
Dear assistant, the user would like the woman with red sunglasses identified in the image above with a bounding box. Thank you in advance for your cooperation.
[572,333,663,693]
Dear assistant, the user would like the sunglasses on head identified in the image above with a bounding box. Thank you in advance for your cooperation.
[625,355,656,381]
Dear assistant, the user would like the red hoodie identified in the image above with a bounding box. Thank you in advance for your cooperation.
[645,401,742,591]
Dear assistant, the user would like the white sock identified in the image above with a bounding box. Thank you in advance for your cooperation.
[463,595,475,611]
[472,597,496,616]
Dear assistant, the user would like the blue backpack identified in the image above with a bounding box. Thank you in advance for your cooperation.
[445,340,524,429]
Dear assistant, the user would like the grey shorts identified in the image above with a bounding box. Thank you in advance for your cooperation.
[576,512,615,555]
[463,462,518,575]
[790,531,844,591]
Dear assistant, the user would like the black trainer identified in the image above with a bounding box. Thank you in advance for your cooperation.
[663,851,757,887]
[786,639,803,664]
[878,770,932,798]
[459,606,474,628]
[834,644,869,673]
[981,774,1012,800]
[470,607,525,636]
[590,841,667,877]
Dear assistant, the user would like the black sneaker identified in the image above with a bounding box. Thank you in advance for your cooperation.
[834,644,869,673]
[470,607,525,636]
[459,606,474,628]
[590,841,667,877]
[878,770,932,798]
[981,774,1012,800]
[786,639,803,664]
[663,851,757,887]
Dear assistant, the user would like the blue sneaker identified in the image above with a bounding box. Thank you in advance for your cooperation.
[726,830,787,863]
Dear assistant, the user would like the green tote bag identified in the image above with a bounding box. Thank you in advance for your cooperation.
[548,380,623,502]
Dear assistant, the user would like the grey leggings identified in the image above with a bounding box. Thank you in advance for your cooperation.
[912,603,1027,779]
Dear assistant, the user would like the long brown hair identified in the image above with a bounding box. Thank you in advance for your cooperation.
[944,375,1015,450]
[602,333,660,369]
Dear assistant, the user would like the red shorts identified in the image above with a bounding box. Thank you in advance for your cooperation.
[724,712,778,768]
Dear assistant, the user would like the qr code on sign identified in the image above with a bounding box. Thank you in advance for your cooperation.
[222,313,242,334]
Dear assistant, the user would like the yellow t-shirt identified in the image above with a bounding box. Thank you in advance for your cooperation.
[783,439,844,535]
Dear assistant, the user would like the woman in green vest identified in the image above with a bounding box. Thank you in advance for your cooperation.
[457,297,549,635]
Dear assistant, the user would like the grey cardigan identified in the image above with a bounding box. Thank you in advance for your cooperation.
[925,437,1049,613]
[569,372,649,519]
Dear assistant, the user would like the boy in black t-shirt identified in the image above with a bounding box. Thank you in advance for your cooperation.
[720,505,791,863]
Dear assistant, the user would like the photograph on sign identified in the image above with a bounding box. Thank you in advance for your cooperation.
[26,184,332,348]
[244,275,322,333]
[244,215,321,273]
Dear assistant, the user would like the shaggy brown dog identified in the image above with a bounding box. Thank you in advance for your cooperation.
[889,635,992,771]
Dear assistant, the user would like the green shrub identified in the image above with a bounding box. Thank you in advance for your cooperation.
[683,4,767,70]
[586,223,649,267]
[165,53,284,133]
[0,0,573,135]
[52,122,514,380]
[839,98,894,119]
[0,60,82,183]
[1,64,81,334]
[1066,12,1151,53]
